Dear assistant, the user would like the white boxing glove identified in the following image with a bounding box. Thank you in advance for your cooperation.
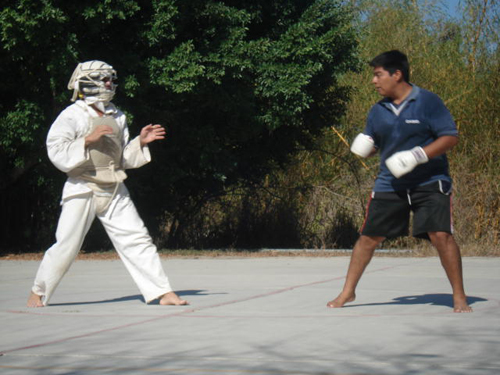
[350,133,375,158]
[385,146,429,178]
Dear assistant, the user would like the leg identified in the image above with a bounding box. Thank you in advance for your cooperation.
[428,231,472,313]
[327,235,384,308]
[100,193,187,305]
[27,195,95,307]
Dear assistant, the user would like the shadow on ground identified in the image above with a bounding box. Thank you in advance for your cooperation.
[49,289,226,306]
[344,293,487,308]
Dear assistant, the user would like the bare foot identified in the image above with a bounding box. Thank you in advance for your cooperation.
[27,292,44,308]
[453,297,473,313]
[327,292,356,308]
[159,292,188,306]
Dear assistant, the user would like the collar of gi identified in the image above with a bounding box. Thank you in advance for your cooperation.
[76,100,118,116]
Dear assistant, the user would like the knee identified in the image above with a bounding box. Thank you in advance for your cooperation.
[357,235,385,250]
[428,231,455,248]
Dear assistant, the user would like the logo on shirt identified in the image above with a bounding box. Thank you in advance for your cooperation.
[405,119,420,124]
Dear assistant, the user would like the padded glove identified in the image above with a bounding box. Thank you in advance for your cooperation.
[385,146,429,178]
[350,133,374,158]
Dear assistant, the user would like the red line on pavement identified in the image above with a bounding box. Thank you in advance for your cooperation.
[0,263,406,355]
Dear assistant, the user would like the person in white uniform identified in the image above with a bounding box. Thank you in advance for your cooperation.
[27,60,188,307]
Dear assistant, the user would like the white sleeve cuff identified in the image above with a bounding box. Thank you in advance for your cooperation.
[122,136,151,169]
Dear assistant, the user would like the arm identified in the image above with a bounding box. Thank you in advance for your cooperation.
[422,135,458,159]
[351,109,378,158]
[46,109,90,173]
[422,92,458,158]
[122,124,166,169]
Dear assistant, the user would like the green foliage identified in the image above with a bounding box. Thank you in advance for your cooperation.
[2,0,497,252]
[0,0,359,251]
[182,0,499,251]
[0,101,42,162]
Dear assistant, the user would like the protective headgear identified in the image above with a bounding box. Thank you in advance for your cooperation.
[68,60,117,111]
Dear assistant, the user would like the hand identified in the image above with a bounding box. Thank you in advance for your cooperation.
[385,146,429,178]
[140,124,166,147]
[85,125,114,147]
[350,133,375,158]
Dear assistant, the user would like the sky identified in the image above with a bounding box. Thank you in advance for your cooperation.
[441,0,462,19]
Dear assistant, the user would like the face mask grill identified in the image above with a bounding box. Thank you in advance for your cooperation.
[68,61,118,103]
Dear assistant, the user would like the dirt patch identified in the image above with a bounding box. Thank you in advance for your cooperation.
[1,244,498,261]
[0,249,411,260]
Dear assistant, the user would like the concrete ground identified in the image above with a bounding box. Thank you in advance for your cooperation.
[0,256,499,375]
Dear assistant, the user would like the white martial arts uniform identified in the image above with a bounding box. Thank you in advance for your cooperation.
[32,100,173,305]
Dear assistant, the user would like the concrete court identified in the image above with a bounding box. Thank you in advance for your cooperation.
[0,256,499,375]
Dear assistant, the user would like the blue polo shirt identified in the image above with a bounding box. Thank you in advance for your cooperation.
[364,85,458,192]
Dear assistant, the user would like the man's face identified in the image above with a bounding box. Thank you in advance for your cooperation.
[371,66,398,98]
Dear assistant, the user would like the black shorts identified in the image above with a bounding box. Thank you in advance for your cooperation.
[360,180,454,240]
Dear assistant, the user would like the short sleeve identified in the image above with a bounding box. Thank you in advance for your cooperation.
[364,106,378,146]
[426,93,458,138]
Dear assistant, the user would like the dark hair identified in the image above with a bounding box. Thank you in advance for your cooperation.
[369,50,410,82]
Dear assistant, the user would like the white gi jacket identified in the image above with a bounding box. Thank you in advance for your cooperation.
[33,100,174,305]
[47,100,151,206]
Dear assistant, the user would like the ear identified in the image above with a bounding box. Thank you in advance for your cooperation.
[393,70,404,82]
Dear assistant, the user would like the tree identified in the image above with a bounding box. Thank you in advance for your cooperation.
[0,0,359,250]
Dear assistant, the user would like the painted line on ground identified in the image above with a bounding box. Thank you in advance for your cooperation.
[0,261,416,355]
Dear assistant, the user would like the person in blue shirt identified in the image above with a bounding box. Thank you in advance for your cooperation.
[327,50,472,313]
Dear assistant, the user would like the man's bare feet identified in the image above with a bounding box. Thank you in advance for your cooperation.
[326,292,356,308]
[159,291,188,306]
[453,297,473,313]
[27,291,44,308]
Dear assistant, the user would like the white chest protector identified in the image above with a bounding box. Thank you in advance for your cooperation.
[68,116,128,213]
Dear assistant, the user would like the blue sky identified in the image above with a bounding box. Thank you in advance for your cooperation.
[441,0,462,19]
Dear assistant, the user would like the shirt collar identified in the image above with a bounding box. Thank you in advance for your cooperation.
[380,84,420,111]
[406,84,420,101]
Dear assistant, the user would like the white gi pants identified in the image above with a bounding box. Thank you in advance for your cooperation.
[32,190,173,305]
